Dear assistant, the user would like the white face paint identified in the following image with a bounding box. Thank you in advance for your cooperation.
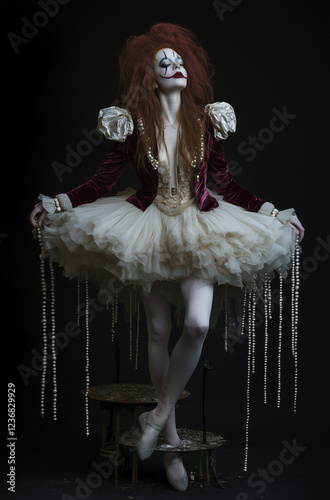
[154,47,187,93]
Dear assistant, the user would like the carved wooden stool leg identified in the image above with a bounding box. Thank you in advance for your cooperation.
[205,449,210,484]
[130,406,138,485]
[131,449,137,485]
[198,451,203,478]
[114,408,120,487]
[101,409,107,447]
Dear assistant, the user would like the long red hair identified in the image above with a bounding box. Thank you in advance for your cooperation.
[118,23,214,173]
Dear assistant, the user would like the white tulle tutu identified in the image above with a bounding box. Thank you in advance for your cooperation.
[38,188,295,325]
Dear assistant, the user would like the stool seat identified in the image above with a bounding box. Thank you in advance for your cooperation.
[119,427,226,452]
[118,428,226,485]
[83,383,190,405]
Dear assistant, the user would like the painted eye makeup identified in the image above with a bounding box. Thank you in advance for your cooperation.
[158,52,185,68]
[159,59,185,70]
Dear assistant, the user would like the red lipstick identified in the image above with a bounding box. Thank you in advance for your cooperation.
[173,71,185,78]
[161,71,187,79]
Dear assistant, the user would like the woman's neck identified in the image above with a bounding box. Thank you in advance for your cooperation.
[157,90,181,126]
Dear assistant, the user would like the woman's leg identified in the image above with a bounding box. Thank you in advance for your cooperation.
[141,285,180,446]
[140,275,214,446]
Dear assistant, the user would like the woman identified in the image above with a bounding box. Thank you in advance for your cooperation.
[29,23,304,491]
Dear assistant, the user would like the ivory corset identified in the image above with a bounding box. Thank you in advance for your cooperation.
[153,159,196,216]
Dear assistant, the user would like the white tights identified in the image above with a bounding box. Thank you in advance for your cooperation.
[141,275,214,446]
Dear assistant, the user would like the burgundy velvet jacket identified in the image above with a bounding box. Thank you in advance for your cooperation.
[66,119,265,213]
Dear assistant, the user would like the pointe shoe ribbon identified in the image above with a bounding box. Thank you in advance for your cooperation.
[137,411,164,460]
[163,451,189,492]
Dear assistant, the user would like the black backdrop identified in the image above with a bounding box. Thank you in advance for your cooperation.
[1,0,329,497]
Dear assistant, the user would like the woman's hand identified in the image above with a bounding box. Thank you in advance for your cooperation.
[287,214,305,242]
[28,202,47,228]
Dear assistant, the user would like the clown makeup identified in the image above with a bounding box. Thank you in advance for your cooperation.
[154,48,187,93]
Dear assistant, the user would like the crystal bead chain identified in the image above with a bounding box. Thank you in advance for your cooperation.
[49,259,57,420]
[77,277,80,327]
[240,287,247,337]
[277,271,283,408]
[224,284,228,351]
[251,278,257,375]
[85,273,90,436]
[129,286,133,362]
[111,281,118,342]
[291,240,296,359]
[263,274,271,404]
[292,235,300,413]
[244,289,253,472]
[135,297,140,370]
[38,228,48,418]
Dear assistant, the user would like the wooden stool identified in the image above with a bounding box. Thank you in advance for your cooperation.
[82,384,190,486]
[119,428,226,485]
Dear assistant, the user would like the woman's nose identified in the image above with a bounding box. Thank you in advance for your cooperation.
[173,61,180,69]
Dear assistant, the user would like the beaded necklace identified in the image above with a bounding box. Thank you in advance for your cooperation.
[137,117,205,171]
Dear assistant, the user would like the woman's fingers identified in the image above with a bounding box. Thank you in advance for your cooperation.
[28,203,47,228]
[287,216,305,242]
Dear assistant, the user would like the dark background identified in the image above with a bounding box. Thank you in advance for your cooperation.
[1,0,329,498]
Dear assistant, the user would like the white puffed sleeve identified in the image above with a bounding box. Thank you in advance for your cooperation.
[97,106,134,142]
[204,102,236,140]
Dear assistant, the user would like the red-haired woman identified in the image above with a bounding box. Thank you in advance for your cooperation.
[29,23,304,491]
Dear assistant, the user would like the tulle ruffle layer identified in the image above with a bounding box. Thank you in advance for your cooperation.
[38,189,296,322]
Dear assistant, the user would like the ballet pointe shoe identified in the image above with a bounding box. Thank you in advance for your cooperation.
[163,451,189,492]
[137,411,164,460]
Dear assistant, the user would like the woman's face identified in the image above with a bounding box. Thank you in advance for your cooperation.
[153,47,187,93]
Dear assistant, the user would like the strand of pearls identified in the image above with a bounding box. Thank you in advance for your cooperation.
[38,228,48,418]
[224,284,228,351]
[244,289,253,472]
[129,286,133,362]
[85,273,90,436]
[292,235,300,413]
[137,117,205,170]
[251,278,257,375]
[291,243,296,358]
[277,271,283,408]
[137,118,159,170]
[191,118,205,168]
[240,287,247,337]
[111,281,118,342]
[242,252,300,471]
[135,296,140,370]
[49,259,57,420]
[263,274,272,404]
[77,277,80,327]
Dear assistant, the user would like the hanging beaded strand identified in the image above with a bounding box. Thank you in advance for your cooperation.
[135,294,140,370]
[77,277,80,327]
[137,117,205,171]
[277,271,283,408]
[224,284,228,351]
[111,281,118,342]
[240,286,247,337]
[292,235,300,413]
[244,289,253,472]
[38,228,48,418]
[251,278,257,375]
[191,118,205,168]
[49,259,57,420]
[263,274,272,404]
[137,118,159,170]
[129,286,133,362]
[85,273,90,436]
